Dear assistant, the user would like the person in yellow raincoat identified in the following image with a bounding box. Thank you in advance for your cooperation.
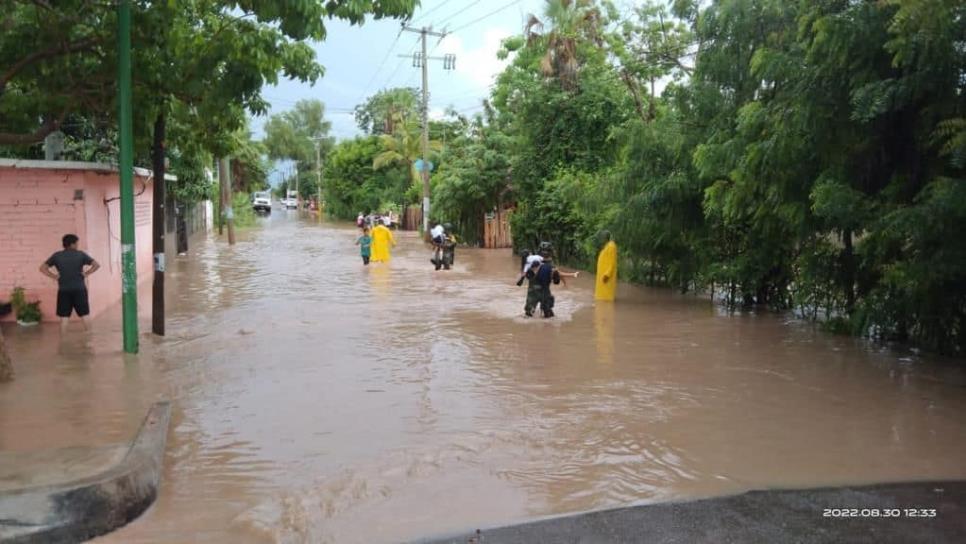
[595,231,617,301]
[370,223,396,263]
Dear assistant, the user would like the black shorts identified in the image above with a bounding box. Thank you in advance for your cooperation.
[57,289,90,318]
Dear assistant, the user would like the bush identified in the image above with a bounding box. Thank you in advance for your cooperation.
[231,192,258,228]
[10,287,41,323]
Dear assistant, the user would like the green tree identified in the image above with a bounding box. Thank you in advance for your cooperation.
[1,0,418,205]
[432,109,513,243]
[323,136,410,219]
[262,99,335,199]
[355,87,420,135]
[372,111,441,197]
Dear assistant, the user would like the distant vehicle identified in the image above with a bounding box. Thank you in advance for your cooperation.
[252,191,272,214]
[284,190,298,209]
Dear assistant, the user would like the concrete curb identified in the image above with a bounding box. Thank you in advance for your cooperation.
[417,480,966,544]
[0,402,172,544]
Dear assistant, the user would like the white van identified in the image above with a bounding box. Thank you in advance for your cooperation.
[252,191,272,214]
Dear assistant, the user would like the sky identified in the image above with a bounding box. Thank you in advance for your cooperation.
[256,0,642,183]
[255,0,549,145]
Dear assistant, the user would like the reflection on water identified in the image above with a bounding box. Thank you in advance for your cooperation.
[594,302,615,366]
[1,212,966,543]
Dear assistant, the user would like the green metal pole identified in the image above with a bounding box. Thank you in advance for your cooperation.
[118,0,139,354]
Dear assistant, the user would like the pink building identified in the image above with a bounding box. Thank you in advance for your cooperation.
[0,160,157,322]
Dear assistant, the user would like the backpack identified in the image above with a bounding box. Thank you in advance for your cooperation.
[536,263,553,285]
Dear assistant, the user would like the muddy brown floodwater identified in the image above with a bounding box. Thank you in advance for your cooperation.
[2,213,966,543]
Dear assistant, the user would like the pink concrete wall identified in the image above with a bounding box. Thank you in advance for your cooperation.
[0,163,154,322]
[78,169,155,319]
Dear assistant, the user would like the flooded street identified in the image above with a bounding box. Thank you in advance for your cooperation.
[2,212,966,543]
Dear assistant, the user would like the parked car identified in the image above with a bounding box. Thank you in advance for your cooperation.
[252,191,272,214]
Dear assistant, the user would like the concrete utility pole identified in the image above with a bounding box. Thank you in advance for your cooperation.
[219,158,235,245]
[399,25,455,239]
[117,0,138,353]
[217,158,224,236]
[295,163,300,211]
[315,141,323,221]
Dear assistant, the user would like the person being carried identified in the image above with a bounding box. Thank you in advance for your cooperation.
[430,223,446,267]
[356,227,372,265]
[39,234,100,332]
[516,248,544,286]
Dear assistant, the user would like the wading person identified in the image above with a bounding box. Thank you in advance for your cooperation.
[39,234,100,332]
[370,221,396,263]
[441,224,457,270]
[430,223,445,268]
[356,227,372,265]
[522,243,577,318]
[356,211,365,229]
[595,231,618,301]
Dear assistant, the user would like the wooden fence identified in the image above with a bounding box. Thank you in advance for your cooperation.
[402,205,422,231]
[483,207,513,248]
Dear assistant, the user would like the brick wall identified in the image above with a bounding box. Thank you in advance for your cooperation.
[0,162,153,322]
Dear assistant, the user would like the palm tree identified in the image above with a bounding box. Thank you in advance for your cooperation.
[372,112,441,188]
[527,0,603,91]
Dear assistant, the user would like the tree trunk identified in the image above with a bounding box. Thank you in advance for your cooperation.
[842,228,855,313]
[0,327,13,382]
[176,204,189,255]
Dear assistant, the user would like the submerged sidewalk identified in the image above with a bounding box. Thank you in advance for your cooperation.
[420,481,966,544]
[0,402,171,543]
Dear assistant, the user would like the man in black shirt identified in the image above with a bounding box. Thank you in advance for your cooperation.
[39,234,100,331]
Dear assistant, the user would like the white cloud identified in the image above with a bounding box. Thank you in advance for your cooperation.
[439,27,512,91]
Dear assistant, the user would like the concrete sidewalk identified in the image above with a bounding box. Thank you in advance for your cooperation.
[419,481,966,544]
[0,402,171,544]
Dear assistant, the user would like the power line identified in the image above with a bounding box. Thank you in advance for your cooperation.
[377,36,421,91]
[434,0,487,29]
[410,0,458,25]
[356,26,405,104]
[449,0,522,34]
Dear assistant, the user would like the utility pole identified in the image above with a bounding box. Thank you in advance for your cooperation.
[117,0,138,354]
[315,141,323,222]
[295,163,300,211]
[217,157,224,236]
[399,25,455,239]
[151,113,166,336]
[219,158,235,245]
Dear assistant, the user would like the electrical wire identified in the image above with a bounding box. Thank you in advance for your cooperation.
[377,36,422,91]
[355,26,405,104]
[410,0,458,25]
[434,0,487,29]
[448,0,522,34]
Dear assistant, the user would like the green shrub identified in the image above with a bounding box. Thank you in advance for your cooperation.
[10,287,40,323]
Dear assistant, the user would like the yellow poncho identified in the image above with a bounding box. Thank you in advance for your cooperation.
[595,240,618,301]
[370,224,396,263]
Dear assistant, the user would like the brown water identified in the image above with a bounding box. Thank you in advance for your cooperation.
[2,212,965,543]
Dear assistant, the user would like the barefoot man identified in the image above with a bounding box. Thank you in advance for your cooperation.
[39,234,100,332]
